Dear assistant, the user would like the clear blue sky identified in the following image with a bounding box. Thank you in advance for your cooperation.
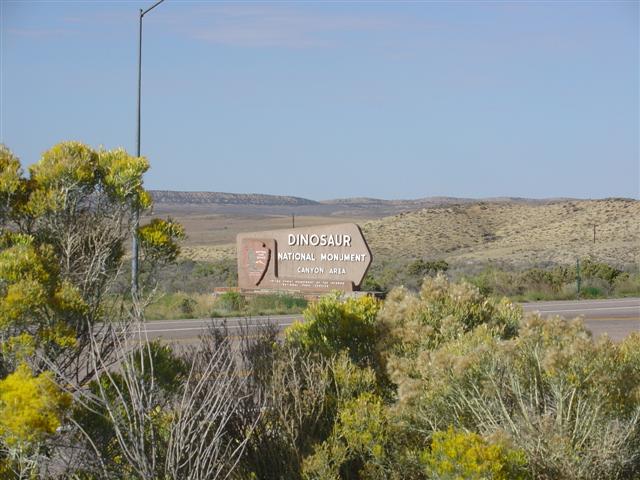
[1,1,638,200]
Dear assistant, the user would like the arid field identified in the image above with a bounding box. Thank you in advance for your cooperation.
[150,193,639,269]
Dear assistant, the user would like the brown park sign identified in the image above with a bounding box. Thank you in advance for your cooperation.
[237,223,372,292]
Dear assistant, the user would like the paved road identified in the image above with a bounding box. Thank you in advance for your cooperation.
[521,297,639,341]
[142,297,640,344]
[142,315,301,344]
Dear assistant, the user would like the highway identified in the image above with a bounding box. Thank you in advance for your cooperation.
[141,297,639,344]
[520,297,639,341]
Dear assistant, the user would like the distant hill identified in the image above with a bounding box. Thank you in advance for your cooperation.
[150,190,577,217]
[361,198,639,268]
[151,190,318,206]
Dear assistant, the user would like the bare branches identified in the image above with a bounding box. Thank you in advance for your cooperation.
[165,341,251,480]
[40,317,256,480]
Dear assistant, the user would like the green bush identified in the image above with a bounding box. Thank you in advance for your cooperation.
[235,341,382,480]
[363,257,450,293]
[460,259,635,302]
[73,341,189,472]
[407,259,449,278]
[144,292,216,320]
[580,258,624,286]
[361,274,385,293]
[132,258,238,294]
[613,271,640,296]
[247,293,308,315]
[215,291,246,313]
[465,265,574,299]
[179,296,197,316]
[285,294,381,368]
[580,285,604,298]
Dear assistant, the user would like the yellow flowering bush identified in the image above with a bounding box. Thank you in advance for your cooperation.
[286,293,381,367]
[303,392,390,480]
[422,427,528,480]
[138,218,185,264]
[0,146,26,225]
[0,234,83,367]
[0,364,71,447]
[98,147,151,207]
[396,317,640,479]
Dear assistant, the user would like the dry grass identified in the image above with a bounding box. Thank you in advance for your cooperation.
[363,199,639,268]
[161,199,639,268]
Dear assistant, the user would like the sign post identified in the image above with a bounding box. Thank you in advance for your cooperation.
[237,223,372,293]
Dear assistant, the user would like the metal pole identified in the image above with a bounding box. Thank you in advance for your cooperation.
[136,9,142,158]
[132,9,143,298]
[593,224,596,244]
[132,0,166,298]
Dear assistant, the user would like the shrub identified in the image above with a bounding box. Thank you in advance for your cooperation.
[247,293,308,315]
[215,291,246,313]
[613,270,640,296]
[407,259,449,278]
[376,275,640,479]
[302,392,390,480]
[179,296,197,316]
[421,427,528,480]
[361,274,384,293]
[144,292,217,320]
[236,345,337,479]
[285,293,381,367]
[462,260,633,301]
[376,274,521,401]
[580,258,624,286]
[397,317,640,479]
[0,364,71,448]
[140,258,238,294]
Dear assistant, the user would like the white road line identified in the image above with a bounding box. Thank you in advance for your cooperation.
[531,306,640,314]
[140,326,207,334]
[522,299,640,308]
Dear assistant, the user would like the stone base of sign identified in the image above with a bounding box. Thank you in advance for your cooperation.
[213,287,383,301]
[257,277,354,292]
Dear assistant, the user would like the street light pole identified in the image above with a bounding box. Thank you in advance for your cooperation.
[132,0,166,298]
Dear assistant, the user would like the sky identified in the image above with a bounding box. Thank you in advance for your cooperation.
[1,1,638,200]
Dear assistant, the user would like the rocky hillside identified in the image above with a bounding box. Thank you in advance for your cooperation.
[361,198,639,268]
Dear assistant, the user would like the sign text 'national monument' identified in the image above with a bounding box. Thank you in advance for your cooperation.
[237,223,372,292]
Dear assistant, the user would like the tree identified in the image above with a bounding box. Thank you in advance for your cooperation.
[0,142,182,383]
[407,259,449,278]
[0,142,186,477]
